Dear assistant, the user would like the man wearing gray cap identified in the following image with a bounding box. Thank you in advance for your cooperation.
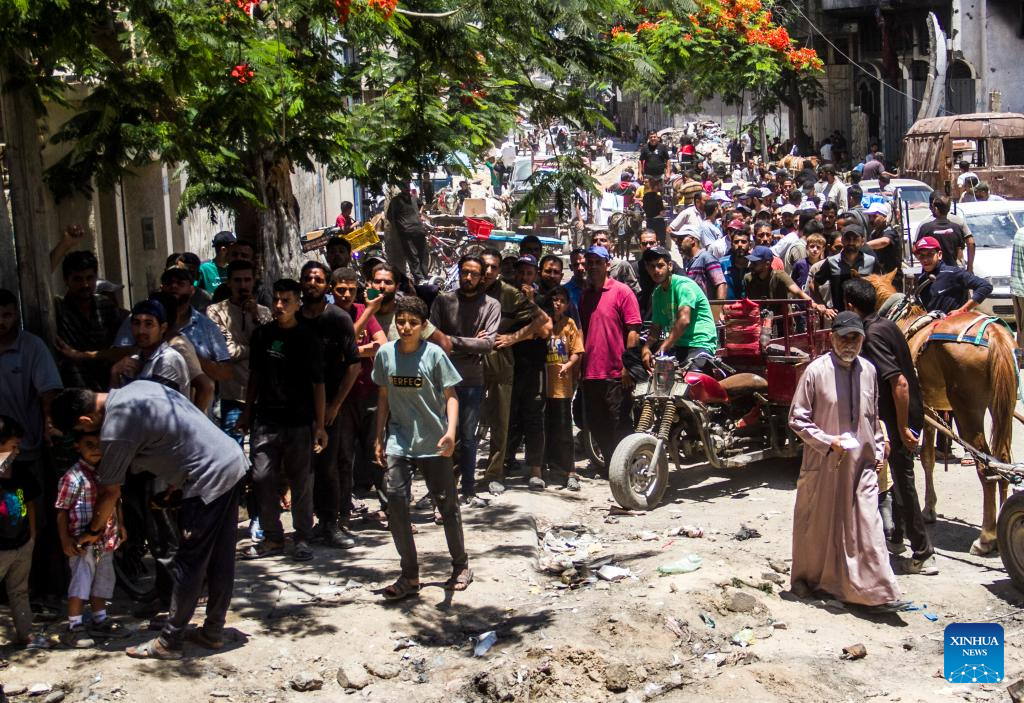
[788,311,908,612]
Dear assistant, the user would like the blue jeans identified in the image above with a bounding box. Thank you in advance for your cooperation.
[455,386,485,496]
[220,400,245,447]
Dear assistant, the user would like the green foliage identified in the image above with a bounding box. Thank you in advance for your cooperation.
[510,148,600,224]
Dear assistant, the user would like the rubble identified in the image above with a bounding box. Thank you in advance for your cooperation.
[337,662,370,690]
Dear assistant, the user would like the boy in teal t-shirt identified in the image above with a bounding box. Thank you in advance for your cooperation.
[642,247,718,367]
[372,296,471,600]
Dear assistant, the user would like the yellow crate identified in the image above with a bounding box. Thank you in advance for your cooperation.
[344,222,380,252]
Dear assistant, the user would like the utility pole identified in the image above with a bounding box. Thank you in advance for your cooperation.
[0,62,56,342]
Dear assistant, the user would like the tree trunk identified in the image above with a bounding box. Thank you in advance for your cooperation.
[236,153,304,283]
[0,62,56,342]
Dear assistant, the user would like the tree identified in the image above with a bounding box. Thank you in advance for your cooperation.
[2,0,822,287]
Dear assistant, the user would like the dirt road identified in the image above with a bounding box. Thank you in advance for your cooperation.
[3,433,1023,702]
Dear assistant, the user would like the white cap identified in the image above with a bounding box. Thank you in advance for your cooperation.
[799,201,819,211]
[778,204,797,215]
[865,201,891,218]
[673,224,700,239]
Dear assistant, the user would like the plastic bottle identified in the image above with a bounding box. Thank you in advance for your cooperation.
[656,554,703,575]
[759,311,774,350]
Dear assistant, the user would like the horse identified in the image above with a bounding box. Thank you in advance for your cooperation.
[607,207,645,260]
[866,270,1016,555]
[777,155,819,172]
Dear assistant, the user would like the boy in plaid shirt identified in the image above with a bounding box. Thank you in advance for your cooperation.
[55,432,125,641]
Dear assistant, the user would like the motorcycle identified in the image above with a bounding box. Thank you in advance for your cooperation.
[608,350,804,511]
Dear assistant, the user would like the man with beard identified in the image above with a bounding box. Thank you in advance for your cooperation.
[111,299,189,394]
[720,227,752,299]
[325,235,354,272]
[330,268,389,524]
[429,255,501,500]
[537,254,580,324]
[111,268,231,382]
[745,246,825,317]
[53,251,127,390]
[677,226,726,301]
[563,249,588,308]
[788,312,908,612]
[364,263,445,343]
[208,260,273,444]
[198,231,236,294]
[298,262,361,548]
[239,279,327,562]
[479,249,551,495]
[211,240,273,307]
[811,224,877,312]
[863,202,902,277]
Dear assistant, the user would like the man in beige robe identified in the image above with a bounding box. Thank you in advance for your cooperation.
[788,311,908,612]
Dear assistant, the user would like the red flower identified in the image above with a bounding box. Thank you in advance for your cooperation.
[368,0,397,19]
[230,63,255,84]
[611,24,627,37]
[637,21,657,32]
[334,0,351,23]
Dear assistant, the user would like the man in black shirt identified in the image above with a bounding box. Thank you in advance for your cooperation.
[844,279,936,575]
[240,279,326,562]
[916,195,974,272]
[638,132,671,183]
[863,201,903,276]
[812,224,877,311]
[386,184,429,283]
[298,262,361,548]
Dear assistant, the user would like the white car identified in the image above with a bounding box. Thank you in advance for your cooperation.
[860,178,934,231]
[943,200,1024,322]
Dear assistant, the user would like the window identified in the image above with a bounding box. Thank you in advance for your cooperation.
[1002,138,1024,165]
[953,138,986,167]
[141,217,156,251]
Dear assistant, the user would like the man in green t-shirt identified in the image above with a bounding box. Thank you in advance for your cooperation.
[197,231,236,294]
[641,246,718,371]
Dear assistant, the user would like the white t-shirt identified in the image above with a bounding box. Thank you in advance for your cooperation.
[668,205,702,233]
[501,141,517,168]
[956,171,979,187]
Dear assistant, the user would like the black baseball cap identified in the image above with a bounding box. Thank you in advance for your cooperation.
[832,311,865,336]
[641,245,673,263]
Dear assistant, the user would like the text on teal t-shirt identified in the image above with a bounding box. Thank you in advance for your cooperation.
[371,340,462,457]
[197,261,228,294]
[650,274,717,352]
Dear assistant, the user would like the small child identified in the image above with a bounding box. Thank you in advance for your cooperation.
[0,415,47,649]
[55,432,125,643]
[543,287,584,491]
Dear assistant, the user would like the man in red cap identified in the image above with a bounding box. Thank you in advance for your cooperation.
[914,237,991,314]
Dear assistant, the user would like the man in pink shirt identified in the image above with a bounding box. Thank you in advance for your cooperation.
[578,245,642,468]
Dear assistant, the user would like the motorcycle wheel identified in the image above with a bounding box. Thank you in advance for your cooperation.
[582,428,604,469]
[998,492,1024,592]
[609,433,669,511]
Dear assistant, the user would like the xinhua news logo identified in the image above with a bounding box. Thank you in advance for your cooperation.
[944,623,1004,683]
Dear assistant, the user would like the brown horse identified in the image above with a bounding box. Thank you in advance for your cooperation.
[866,270,1015,555]
[777,155,819,172]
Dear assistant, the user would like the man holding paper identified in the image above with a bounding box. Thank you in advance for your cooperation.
[787,312,908,612]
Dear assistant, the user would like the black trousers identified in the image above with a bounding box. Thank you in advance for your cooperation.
[883,418,934,561]
[581,378,635,469]
[401,233,429,282]
[507,367,546,468]
[544,397,575,474]
[313,415,352,527]
[160,481,241,648]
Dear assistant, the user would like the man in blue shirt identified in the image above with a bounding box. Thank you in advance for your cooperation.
[914,237,992,314]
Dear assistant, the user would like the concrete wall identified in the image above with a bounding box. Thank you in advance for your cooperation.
[958,0,1024,113]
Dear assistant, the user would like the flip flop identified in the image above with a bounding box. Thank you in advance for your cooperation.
[382,577,421,601]
[126,638,183,660]
[445,568,474,592]
[961,456,976,467]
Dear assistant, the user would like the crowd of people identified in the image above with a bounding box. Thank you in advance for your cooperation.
[0,127,997,657]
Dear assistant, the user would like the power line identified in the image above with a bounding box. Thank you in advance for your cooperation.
[786,0,954,116]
